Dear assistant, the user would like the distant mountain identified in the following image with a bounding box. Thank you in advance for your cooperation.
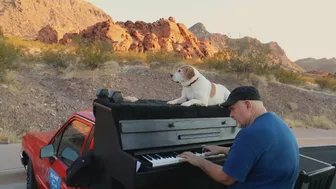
[189,23,305,72]
[295,58,336,74]
[0,0,111,40]
[189,22,230,51]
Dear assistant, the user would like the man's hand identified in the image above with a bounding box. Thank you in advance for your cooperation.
[202,145,221,156]
[179,150,236,186]
[178,151,204,167]
[202,145,230,156]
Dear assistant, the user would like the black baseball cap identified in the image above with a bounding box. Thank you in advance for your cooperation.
[221,86,261,107]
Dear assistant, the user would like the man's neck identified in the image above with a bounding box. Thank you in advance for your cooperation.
[248,108,268,126]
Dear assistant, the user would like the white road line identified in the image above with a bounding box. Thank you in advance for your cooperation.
[0,167,25,173]
[300,154,331,166]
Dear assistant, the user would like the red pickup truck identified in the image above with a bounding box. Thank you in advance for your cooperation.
[20,110,95,189]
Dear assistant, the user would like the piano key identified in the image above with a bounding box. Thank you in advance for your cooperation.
[139,151,226,167]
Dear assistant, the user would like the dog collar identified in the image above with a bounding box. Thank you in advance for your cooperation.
[187,77,199,87]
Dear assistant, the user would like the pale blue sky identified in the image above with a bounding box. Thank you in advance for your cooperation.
[89,0,335,61]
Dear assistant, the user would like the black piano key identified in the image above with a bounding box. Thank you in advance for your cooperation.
[149,154,159,160]
[144,155,154,160]
[159,152,172,158]
[166,153,175,158]
[153,154,162,159]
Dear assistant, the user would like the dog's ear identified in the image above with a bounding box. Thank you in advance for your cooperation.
[184,66,195,80]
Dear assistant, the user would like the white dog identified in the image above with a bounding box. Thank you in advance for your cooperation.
[167,65,231,106]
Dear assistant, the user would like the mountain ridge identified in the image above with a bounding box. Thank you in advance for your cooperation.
[189,22,304,72]
[295,57,336,74]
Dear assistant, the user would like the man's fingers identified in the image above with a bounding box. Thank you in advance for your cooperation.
[178,158,188,162]
[204,151,215,156]
[179,151,194,157]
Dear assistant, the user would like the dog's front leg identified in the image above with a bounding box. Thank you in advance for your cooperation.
[167,96,187,105]
[181,99,208,107]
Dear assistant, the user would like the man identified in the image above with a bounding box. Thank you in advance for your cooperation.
[178,86,300,189]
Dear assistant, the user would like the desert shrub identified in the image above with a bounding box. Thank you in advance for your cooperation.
[0,38,21,80]
[271,67,303,85]
[301,76,315,83]
[229,57,253,79]
[40,48,76,69]
[315,77,336,91]
[284,117,305,128]
[0,26,3,37]
[75,40,114,69]
[202,58,230,70]
[309,115,335,129]
[251,62,276,76]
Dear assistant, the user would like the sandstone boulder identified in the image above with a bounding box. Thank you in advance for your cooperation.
[59,17,218,59]
[35,25,58,44]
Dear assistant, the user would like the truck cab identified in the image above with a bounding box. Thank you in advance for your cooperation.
[20,110,95,189]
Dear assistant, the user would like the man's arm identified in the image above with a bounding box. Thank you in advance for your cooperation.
[197,158,236,185]
[217,146,230,155]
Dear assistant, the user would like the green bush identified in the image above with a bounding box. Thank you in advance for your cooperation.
[75,40,114,69]
[272,67,303,85]
[0,38,21,80]
[40,49,76,69]
[202,58,229,70]
[229,58,253,79]
[0,26,4,37]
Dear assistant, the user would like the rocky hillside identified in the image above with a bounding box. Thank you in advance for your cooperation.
[295,58,336,74]
[1,62,335,143]
[0,0,111,39]
[189,23,305,72]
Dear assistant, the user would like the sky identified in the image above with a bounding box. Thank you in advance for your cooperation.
[89,0,335,61]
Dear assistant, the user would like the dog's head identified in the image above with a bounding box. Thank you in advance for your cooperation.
[170,65,199,86]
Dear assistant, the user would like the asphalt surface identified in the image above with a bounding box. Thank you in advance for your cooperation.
[0,144,25,189]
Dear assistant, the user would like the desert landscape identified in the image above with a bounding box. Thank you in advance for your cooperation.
[0,0,335,144]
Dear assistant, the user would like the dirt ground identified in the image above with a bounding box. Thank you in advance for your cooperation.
[0,61,335,143]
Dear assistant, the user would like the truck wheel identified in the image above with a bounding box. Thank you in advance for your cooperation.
[27,158,38,189]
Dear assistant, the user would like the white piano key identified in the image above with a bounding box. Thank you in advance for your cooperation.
[141,151,226,167]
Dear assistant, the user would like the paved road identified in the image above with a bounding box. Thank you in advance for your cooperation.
[1,128,336,188]
[0,144,25,189]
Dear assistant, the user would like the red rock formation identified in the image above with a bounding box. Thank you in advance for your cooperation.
[59,17,218,59]
[306,69,330,76]
[58,33,79,45]
[35,25,58,44]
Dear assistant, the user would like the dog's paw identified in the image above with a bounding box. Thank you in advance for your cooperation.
[167,100,177,105]
[181,101,193,106]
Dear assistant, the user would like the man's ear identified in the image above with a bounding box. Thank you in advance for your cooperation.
[245,100,252,110]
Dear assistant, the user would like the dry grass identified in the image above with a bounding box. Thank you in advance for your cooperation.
[2,70,18,84]
[284,114,335,129]
[284,116,306,128]
[0,130,20,144]
[1,71,21,93]
[301,76,315,83]
[309,115,336,129]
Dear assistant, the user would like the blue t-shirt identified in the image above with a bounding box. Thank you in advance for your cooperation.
[223,112,299,189]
